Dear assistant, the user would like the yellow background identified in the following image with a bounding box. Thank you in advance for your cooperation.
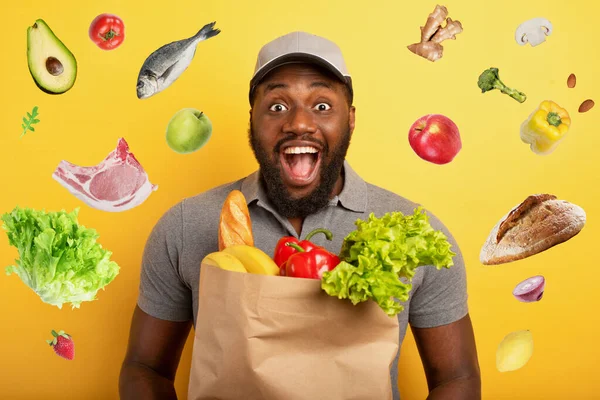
[1,0,598,398]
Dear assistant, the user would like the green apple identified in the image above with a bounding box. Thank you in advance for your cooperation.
[165,108,213,154]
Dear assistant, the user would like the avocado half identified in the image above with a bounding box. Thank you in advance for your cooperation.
[27,19,77,94]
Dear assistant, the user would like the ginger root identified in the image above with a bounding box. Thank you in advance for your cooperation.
[408,5,463,62]
[407,42,444,63]
[431,17,463,43]
[420,5,448,42]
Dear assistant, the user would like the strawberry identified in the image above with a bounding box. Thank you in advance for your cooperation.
[47,330,74,360]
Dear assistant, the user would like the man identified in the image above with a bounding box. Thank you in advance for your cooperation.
[119,31,481,399]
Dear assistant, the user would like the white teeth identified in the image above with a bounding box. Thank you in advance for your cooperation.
[283,146,319,154]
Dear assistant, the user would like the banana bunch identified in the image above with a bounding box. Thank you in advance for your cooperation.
[202,245,280,276]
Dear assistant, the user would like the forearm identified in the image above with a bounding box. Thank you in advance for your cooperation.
[426,375,481,400]
[119,362,178,400]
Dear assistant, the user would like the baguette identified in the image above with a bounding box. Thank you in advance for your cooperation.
[218,190,254,251]
[480,193,586,265]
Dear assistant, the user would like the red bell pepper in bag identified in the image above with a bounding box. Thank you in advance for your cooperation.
[273,228,335,269]
[283,242,341,279]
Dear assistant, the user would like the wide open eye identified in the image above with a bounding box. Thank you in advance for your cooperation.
[315,103,331,111]
[269,103,288,112]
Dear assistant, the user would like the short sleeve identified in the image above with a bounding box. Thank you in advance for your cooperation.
[137,201,193,322]
[408,209,469,328]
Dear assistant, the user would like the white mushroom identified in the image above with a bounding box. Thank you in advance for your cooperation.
[515,18,553,47]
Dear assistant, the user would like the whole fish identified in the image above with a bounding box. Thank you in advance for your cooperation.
[136,21,221,99]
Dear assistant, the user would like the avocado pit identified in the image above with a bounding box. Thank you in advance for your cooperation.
[46,57,63,76]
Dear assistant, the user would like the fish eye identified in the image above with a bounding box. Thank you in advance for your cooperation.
[269,103,287,112]
[315,103,331,111]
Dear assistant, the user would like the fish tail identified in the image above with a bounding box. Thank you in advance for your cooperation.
[196,21,221,40]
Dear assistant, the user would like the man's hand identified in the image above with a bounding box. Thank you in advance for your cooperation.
[411,313,481,400]
[119,305,192,400]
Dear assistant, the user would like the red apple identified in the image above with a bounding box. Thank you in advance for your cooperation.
[408,114,462,164]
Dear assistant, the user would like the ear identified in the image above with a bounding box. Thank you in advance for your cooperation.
[348,106,356,133]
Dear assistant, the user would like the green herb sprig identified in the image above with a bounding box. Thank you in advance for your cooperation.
[21,106,40,138]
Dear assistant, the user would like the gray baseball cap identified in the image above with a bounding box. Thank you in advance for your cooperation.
[249,31,353,104]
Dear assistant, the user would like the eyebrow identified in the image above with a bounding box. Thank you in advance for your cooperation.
[262,80,335,94]
[309,81,334,90]
[263,83,287,93]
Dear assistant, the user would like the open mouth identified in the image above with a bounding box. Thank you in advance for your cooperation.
[279,145,321,187]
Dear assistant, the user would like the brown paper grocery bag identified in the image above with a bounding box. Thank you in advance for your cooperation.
[187,264,400,400]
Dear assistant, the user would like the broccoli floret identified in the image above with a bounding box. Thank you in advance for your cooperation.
[477,67,527,103]
[477,68,500,92]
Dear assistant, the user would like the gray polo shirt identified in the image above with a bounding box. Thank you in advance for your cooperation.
[138,160,468,400]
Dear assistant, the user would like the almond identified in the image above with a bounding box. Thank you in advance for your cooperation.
[579,99,594,113]
[567,73,576,88]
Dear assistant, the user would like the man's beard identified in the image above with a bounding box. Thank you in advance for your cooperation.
[248,122,352,219]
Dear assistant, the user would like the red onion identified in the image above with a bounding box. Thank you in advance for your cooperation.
[513,275,545,302]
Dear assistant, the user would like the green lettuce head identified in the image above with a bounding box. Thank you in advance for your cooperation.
[2,206,120,309]
[321,207,456,317]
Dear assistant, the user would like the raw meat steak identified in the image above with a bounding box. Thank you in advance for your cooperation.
[52,138,158,212]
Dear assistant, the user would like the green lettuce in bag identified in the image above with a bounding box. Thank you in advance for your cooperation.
[321,207,456,317]
[2,206,120,309]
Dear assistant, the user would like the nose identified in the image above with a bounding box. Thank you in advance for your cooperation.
[283,106,317,136]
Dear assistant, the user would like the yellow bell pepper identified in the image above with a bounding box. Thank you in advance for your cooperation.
[520,100,571,155]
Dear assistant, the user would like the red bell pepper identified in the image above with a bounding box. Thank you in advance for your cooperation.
[283,242,341,279]
[273,228,334,269]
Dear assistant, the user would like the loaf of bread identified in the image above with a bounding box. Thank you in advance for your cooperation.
[480,193,586,265]
[218,190,254,251]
